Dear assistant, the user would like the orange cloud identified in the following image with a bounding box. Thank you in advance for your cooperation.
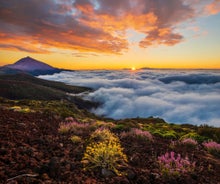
[0,34,50,54]
[73,0,193,48]
[206,0,220,15]
[0,0,213,54]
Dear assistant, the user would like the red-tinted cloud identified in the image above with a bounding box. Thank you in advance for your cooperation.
[0,0,218,54]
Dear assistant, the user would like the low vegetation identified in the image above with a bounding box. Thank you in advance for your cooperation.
[203,141,220,158]
[82,129,127,176]
[120,128,153,141]
[158,151,196,177]
[70,135,82,143]
[180,138,198,147]
[0,97,220,183]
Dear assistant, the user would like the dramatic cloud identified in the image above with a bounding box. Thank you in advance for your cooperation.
[39,69,220,127]
[206,0,220,14]
[0,0,218,54]
[0,0,128,54]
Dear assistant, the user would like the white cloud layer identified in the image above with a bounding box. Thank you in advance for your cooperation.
[39,69,220,127]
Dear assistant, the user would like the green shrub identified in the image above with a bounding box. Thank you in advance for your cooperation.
[153,130,178,139]
[180,132,207,143]
[113,124,128,131]
[162,131,178,139]
[198,125,220,142]
[152,130,164,137]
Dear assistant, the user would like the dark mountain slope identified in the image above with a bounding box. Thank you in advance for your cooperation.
[0,79,66,100]
[0,73,96,110]
[0,67,25,75]
[0,73,90,94]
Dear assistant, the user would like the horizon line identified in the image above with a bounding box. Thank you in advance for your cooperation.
[63,67,220,71]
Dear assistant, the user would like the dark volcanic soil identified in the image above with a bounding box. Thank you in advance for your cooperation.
[0,108,220,184]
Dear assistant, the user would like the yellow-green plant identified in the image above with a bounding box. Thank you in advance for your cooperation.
[9,106,32,113]
[90,121,115,130]
[82,129,127,176]
[180,132,207,143]
[90,128,116,142]
[70,135,82,143]
[10,106,22,111]
[58,122,72,134]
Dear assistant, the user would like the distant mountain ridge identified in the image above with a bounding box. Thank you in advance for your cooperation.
[0,56,66,76]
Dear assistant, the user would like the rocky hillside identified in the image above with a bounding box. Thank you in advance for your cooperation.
[0,98,220,183]
[0,73,97,110]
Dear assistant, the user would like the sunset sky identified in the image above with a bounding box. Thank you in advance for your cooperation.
[0,0,220,69]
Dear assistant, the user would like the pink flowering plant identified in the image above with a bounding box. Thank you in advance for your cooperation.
[203,141,220,157]
[132,128,153,141]
[158,151,196,177]
[181,138,198,147]
[58,119,89,134]
[120,128,153,141]
[64,117,74,122]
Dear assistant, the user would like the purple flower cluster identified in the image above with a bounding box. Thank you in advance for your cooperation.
[58,119,89,133]
[158,151,195,176]
[131,128,153,141]
[120,128,153,141]
[203,141,220,153]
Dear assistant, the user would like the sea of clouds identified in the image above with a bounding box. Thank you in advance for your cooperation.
[39,69,220,127]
